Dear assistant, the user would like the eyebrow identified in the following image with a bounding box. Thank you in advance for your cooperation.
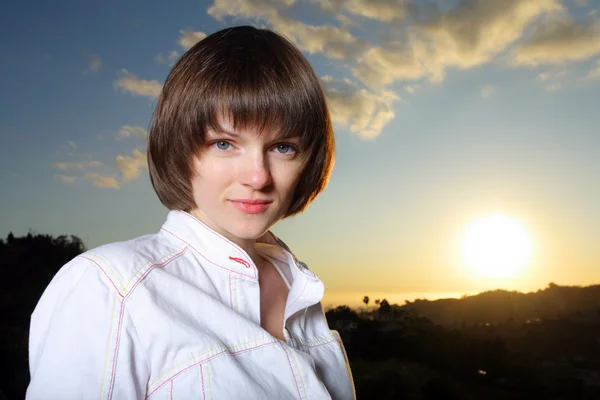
[211,127,301,141]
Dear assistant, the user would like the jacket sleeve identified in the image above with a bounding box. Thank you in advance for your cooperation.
[26,257,148,400]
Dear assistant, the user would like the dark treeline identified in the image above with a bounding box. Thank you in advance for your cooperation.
[2,232,600,399]
[328,290,600,399]
[0,232,85,400]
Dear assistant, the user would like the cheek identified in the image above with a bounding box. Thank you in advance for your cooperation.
[275,163,304,194]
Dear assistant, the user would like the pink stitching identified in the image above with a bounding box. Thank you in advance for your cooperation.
[162,228,256,279]
[124,246,188,300]
[278,342,302,399]
[78,256,124,298]
[145,341,279,399]
[200,364,206,400]
[169,380,173,400]
[106,301,125,400]
[289,279,308,309]
[229,256,251,268]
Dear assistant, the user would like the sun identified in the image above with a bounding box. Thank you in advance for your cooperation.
[460,214,533,279]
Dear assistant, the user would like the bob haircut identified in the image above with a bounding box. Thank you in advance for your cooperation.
[148,25,335,218]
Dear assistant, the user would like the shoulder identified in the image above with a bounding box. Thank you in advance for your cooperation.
[75,233,188,297]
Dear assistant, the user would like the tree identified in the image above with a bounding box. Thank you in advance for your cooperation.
[363,296,370,311]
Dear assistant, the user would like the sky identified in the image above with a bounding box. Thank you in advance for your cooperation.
[1,0,600,307]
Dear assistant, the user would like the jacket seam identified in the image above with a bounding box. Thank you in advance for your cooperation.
[146,339,280,398]
[122,246,188,300]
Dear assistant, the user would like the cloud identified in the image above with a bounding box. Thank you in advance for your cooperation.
[208,0,368,60]
[310,0,413,23]
[57,175,76,184]
[84,173,120,189]
[155,51,180,65]
[83,54,102,74]
[404,84,421,94]
[115,69,162,98]
[53,160,103,170]
[116,148,147,182]
[88,55,102,71]
[179,29,207,50]
[207,0,561,86]
[535,69,569,91]
[118,125,147,140]
[67,140,77,149]
[587,59,600,78]
[177,0,591,137]
[322,77,398,139]
[574,0,588,6]
[512,15,600,65]
[481,85,495,99]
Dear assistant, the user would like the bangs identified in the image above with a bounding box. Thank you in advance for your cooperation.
[181,27,327,144]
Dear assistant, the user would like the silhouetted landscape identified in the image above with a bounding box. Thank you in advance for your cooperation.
[2,232,599,399]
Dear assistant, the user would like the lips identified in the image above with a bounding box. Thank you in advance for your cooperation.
[229,199,272,214]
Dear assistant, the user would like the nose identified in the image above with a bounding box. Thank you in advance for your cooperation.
[239,152,272,189]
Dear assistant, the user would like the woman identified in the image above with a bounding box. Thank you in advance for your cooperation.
[27,26,355,399]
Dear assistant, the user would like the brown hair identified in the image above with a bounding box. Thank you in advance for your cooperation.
[148,25,334,217]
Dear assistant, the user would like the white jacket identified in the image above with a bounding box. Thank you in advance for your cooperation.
[27,210,355,399]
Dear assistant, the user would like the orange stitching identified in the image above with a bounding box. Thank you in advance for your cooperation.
[106,300,125,399]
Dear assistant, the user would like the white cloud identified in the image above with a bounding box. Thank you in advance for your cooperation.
[537,72,551,81]
[67,140,77,149]
[115,69,162,98]
[57,175,76,184]
[311,0,413,22]
[167,0,593,137]
[322,77,398,139]
[481,85,495,99]
[116,148,147,182]
[83,54,102,74]
[512,15,600,65]
[404,84,420,94]
[179,29,207,50]
[545,83,562,92]
[84,173,120,189]
[118,125,147,140]
[89,55,102,71]
[155,51,180,65]
[587,59,600,78]
[53,160,103,170]
[535,69,569,91]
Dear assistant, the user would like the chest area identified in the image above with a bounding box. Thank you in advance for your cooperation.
[133,278,331,399]
[258,258,290,340]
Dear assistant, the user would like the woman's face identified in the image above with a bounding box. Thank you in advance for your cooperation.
[189,117,306,248]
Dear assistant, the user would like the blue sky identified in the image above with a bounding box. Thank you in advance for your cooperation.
[2,0,600,305]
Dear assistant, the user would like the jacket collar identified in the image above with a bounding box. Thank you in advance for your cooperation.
[159,210,325,319]
[159,210,261,279]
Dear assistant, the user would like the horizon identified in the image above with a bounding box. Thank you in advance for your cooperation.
[2,0,600,298]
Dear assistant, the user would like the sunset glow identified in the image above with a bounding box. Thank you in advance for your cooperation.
[460,214,533,279]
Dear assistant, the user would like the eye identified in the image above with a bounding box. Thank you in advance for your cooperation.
[214,141,231,150]
[274,144,296,155]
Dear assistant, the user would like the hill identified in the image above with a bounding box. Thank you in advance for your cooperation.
[401,283,600,327]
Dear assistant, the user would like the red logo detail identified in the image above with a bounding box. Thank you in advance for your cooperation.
[229,256,251,268]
